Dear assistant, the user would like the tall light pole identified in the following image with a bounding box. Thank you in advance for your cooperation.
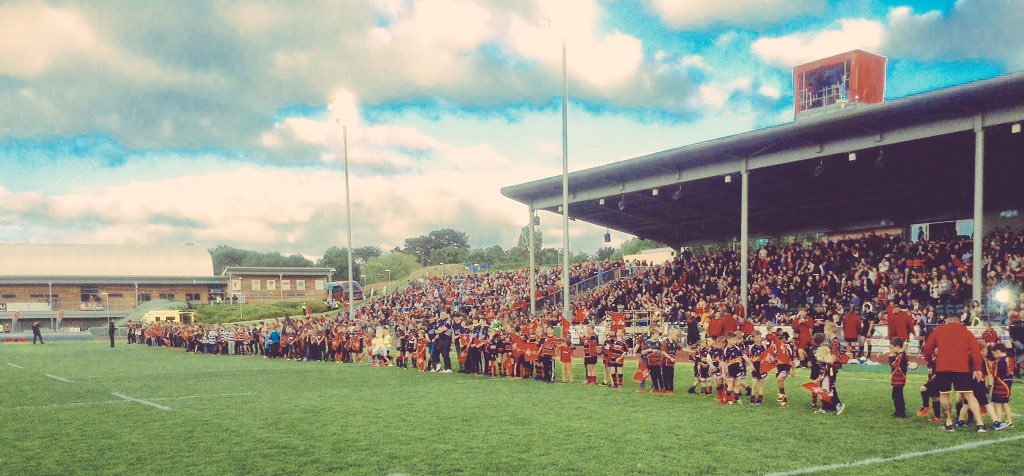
[329,97,356,324]
[559,33,570,323]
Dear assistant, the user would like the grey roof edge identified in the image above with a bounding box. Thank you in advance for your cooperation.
[501,70,1024,204]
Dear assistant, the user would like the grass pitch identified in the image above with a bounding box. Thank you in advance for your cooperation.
[1,342,1020,475]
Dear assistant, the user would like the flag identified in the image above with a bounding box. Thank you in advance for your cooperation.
[524,343,540,362]
[574,309,587,324]
[633,361,651,381]
[610,313,626,331]
[801,382,832,403]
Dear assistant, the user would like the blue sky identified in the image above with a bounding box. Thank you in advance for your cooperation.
[1,0,1022,258]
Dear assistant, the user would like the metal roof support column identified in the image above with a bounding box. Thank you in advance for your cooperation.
[740,160,750,317]
[529,204,537,316]
[972,116,985,306]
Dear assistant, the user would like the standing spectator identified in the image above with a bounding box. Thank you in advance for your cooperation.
[842,308,862,349]
[31,321,44,344]
[922,313,989,432]
[108,320,116,348]
[888,305,916,345]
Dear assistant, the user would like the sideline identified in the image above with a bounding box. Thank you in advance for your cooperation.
[7,362,25,369]
[765,435,1024,475]
[44,373,73,383]
[112,392,173,411]
[0,392,254,412]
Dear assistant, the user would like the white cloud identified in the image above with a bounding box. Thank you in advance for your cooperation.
[651,0,827,29]
[883,1,1024,69]
[751,18,884,68]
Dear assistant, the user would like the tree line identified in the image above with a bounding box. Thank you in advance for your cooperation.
[208,228,665,285]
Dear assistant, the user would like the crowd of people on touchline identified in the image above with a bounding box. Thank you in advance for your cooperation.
[131,228,1023,433]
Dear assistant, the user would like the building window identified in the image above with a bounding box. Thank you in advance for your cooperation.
[295,280,306,291]
[281,280,291,291]
[139,293,152,303]
[314,279,325,291]
[107,293,124,298]
[159,293,175,300]
[267,280,276,291]
[251,279,261,291]
[185,293,201,302]
[1,294,16,299]
[231,279,241,291]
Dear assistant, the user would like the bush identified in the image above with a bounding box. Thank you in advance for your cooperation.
[195,301,331,325]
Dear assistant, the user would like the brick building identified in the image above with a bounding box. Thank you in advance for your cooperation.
[0,244,331,330]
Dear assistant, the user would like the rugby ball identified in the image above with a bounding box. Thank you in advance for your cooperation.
[908,362,919,370]
[857,357,867,365]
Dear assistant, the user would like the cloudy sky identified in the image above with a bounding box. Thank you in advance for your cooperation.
[1,0,1020,258]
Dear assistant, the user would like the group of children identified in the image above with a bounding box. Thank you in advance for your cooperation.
[893,337,1015,430]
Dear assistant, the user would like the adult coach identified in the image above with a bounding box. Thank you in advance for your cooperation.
[109,320,116,348]
[922,313,986,432]
[431,315,453,373]
[887,304,915,345]
[32,321,44,344]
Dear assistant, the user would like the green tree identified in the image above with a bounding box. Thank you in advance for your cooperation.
[316,246,360,282]
[430,246,468,265]
[595,246,616,261]
[514,225,543,254]
[428,228,470,250]
[403,235,438,266]
[352,246,383,265]
[364,252,420,283]
[620,238,664,257]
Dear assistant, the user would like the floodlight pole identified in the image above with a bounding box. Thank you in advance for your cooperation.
[972,116,984,306]
[560,35,570,323]
[343,125,356,324]
[529,204,537,316]
[740,160,749,317]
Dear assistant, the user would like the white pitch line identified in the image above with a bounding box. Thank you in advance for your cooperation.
[112,392,173,411]
[765,434,1024,476]
[7,362,25,369]
[44,373,73,383]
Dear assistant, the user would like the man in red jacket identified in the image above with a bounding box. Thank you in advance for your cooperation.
[888,305,916,345]
[923,313,987,432]
[842,308,862,347]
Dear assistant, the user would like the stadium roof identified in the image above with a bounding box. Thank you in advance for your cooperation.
[501,72,1024,246]
[0,244,214,278]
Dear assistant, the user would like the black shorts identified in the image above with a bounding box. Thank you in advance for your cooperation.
[934,371,973,393]
[971,381,990,406]
[809,365,821,380]
[751,362,765,380]
[584,356,598,365]
[844,337,859,345]
[727,363,746,379]
[607,361,623,368]
[776,364,792,377]
[921,378,940,398]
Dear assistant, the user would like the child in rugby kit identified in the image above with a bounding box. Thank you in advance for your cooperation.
[559,336,575,383]
[889,337,908,418]
[991,344,1014,429]
[771,333,794,407]
[643,332,664,393]
[723,332,749,404]
[661,331,679,394]
[605,330,628,389]
[747,332,768,404]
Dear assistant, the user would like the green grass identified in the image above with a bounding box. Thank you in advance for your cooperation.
[1,342,1020,475]
[194,301,330,324]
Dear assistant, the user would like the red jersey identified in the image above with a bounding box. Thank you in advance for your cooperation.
[707,318,724,338]
[888,311,915,341]
[842,312,862,340]
[605,339,627,362]
[559,344,574,363]
[981,328,999,345]
[540,337,559,357]
[722,314,738,334]
[922,322,982,373]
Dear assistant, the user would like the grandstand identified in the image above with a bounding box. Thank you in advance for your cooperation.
[502,54,1024,314]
